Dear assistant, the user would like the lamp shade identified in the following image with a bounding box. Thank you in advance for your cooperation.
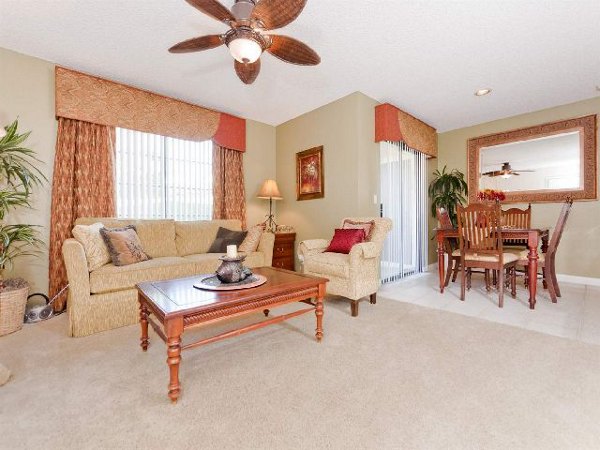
[257,179,282,200]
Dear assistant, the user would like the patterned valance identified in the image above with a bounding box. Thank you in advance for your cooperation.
[375,103,437,158]
[55,67,246,151]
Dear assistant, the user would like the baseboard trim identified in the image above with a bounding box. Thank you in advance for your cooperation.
[556,274,600,287]
[424,263,600,286]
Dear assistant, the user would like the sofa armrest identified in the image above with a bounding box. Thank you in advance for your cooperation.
[298,239,330,262]
[62,239,91,307]
[349,242,379,264]
[257,232,275,266]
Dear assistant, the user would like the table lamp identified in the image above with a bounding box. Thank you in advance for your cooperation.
[257,179,282,232]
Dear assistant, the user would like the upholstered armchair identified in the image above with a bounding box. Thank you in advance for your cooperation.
[298,217,392,317]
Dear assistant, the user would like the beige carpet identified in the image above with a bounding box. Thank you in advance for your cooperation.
[1,295,600,449]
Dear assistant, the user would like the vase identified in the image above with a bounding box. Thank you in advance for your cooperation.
[215,255,252,283]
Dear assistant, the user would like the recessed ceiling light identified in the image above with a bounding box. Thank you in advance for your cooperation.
[475,88,492,96]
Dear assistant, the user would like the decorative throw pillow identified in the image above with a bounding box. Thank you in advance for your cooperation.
[208,227,248,253]
[239,224,265,253]
[99,225,151,266]
[325,229,366,254]
[71,222,111,271]
[342,219,376,241]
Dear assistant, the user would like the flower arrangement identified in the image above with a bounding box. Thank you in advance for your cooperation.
[477,189,506,202]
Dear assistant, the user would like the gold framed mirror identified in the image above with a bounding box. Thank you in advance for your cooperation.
[467,115,597,203]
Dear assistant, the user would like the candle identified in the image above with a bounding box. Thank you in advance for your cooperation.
[226,244,238,258]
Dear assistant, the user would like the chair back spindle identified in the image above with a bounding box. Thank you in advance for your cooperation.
[457,203,503,258]
[501,204,531,246]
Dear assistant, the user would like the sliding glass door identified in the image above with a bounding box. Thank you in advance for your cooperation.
[380,141,428,283]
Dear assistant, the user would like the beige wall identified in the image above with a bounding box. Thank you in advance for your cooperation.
[0,47,276,294]
[245,120,277,226]
[276,92,380,267]
[0,47,56,294]
[438,96,600,278]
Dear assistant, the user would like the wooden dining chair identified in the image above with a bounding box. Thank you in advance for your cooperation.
[436,207,460,287]
[517,198,573,303]
[457,203,518,307]
[501,204,532,248]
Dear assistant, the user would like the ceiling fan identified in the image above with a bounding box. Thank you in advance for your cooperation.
[482,162,535,179]
[169,0,320,84]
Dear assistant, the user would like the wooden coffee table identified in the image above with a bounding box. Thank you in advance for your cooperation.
[136,267,327,403]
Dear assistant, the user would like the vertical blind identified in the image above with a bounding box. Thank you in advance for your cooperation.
[115,127,213,220]
[380,141,428,283]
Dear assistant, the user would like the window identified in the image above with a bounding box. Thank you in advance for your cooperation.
[379,141,428,283]
[115,128,213,220]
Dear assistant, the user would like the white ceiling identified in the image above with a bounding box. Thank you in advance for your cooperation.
[1,0,599,131]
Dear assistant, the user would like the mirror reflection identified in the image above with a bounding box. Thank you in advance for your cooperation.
[479,132,582,193]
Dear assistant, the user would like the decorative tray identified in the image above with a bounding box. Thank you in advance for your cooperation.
[193,274,267,291]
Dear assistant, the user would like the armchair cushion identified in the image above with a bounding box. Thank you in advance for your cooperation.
[304,252,350,279]
[325,229,366,254]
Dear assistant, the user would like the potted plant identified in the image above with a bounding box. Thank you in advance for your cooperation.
[0,119,45,336]
[428,166,468,227]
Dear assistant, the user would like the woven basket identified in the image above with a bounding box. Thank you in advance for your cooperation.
[0,279,30,336]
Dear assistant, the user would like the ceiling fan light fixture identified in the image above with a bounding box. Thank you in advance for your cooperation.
[501,173,512,179]
[228,37,262,63]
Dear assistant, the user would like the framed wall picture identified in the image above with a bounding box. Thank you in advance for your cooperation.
[296,146,324,201]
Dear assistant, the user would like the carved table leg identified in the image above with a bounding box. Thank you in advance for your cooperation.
[527,238,539,310]
[315,283,325,342]
[437,234,446,293]
[370,293,377,304]
[166,317,184,403]
[139,296,149,352]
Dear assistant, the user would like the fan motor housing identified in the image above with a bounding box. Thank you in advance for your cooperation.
[232,0,256,20]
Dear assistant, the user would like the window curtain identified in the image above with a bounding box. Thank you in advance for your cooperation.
[212,144,246,229]
[49,118,116,311]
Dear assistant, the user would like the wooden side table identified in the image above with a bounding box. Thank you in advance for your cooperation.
[272,232,296,271]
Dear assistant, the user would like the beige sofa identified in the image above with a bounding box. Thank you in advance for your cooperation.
[62,218,274,337]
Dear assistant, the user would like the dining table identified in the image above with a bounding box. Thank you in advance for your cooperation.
[436,227,550,309]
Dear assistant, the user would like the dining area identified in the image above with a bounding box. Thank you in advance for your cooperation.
[430,114,596,313]
[435,198,572,310]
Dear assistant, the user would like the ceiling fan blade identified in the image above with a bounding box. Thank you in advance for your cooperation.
[235,59,261,84]
[512,173,521,176]
[185,0,235,23]
[169,35,223,53]
[267,35,320,65]
[482,171,502,177]
[251,0,307,30]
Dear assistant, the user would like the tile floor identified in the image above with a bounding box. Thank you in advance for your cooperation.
[379,269,600,345]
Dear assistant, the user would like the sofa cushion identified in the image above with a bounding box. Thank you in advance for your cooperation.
[89,257,197,294]
[75,218,177,258]
[208,227,248,253]
[239,225,265,253]
[183,252,266,274]
[304,252,350,279]
[100,226,151,266]
[71,222,111,271]
[175,220,241,256]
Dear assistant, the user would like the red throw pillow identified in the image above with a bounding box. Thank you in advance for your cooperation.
[325,229,366,254]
